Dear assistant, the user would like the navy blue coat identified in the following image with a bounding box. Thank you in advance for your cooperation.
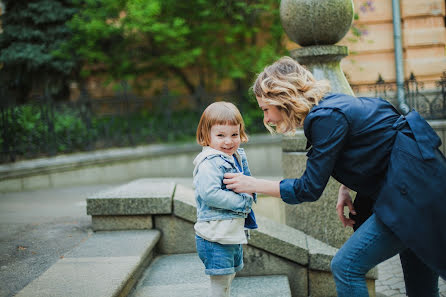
[280,93,446,278]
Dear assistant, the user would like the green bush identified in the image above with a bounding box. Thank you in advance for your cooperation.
[0,93,267,162]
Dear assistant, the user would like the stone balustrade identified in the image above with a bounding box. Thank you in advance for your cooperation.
[86,178,377,297]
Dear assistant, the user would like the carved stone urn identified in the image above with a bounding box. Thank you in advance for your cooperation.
[280,0,354,46]
[280,0,355,95]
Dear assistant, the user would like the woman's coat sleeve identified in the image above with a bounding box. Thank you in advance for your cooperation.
[280,109,349,204]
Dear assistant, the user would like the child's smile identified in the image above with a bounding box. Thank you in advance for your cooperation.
[209,124,241,156]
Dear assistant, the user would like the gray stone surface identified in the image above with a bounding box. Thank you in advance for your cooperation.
[308,270,337,297]
[290,46,354,95]
[231,276,291,297]
[64,230,160,258]
[308,269,378,297]
[91,215,153,231]
[172,184,196,222]
[249,216,308,265]
[3,181,445,297]
[240,245,308,297]
[0,184,114,297]
[131,253,292,297]
[15,257,142,297]
[173,183,311,267]
[171,180,360,280]
[292,44,349,62]
[154,215,196,254]
[15,230,160,297]
[280,0,354,46]
[282,131,307,152]
[282,152,307,177]
[306,235,337,271]
[86,179,175,215]
[0,178,22,192]
[0,134,283,193]
[376,254,446,297]
[283,150,353,248]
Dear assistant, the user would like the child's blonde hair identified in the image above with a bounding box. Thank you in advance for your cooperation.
[252,56,331,133]
[196,101,248,146]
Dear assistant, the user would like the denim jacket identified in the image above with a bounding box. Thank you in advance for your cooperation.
[193,147,257,222]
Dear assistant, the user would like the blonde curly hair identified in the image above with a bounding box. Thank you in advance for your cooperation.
[252,56,331,133]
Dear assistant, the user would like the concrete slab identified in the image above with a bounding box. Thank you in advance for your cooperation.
[130,253,291,297]
[91,215,153,231]
[172,184,196,222]
[15,256,141,297]
[64,230,160,258]
[14,230,161,297]
[306,234,337,271]
[249,216,308,266]
[231,275,291,297]
[240,245,308,297]
[154,216,196,254]
[86,179,175,215]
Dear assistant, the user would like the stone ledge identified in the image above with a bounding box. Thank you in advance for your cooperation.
[249,216,308,266]
[173,184,334,272]
[133,253,292,297]
[92,215,153,231]
[172,184,197,222]
[281,130,307,152]
[84,180,378,280]
[15,230,161,297]
[0,143,199,180]
[86,179,175,216]
[0,134,281,181]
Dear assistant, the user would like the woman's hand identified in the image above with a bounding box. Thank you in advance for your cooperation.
[336,184,356,228]
[223,173,257,194]
[224,173,281,198]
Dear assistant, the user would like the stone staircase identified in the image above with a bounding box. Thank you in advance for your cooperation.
[15,178,377,297]
[130,253,291,297]
[15,230,161,297]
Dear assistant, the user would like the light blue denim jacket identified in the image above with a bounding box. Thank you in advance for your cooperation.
[193,147,257,222]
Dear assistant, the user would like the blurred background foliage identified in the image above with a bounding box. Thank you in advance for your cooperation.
[0,0,287,161]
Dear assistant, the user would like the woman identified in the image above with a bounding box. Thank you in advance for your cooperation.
[223,56,446,296]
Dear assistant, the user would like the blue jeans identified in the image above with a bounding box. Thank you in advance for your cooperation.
[195,235,244,276]
[331,214,439,297]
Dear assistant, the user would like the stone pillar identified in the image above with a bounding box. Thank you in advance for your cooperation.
[291,45,354,96]
[280,0,355,248]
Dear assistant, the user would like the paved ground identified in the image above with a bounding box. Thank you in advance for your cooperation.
[376,254,446,297]
[1,182,445,297]
[0,184,113,297]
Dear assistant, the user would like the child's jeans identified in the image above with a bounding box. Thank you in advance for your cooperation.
[331,214,439,297]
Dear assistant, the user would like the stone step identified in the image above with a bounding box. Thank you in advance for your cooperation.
[130,253,292,297]
[15,230,160,297]
[86,178,176,231]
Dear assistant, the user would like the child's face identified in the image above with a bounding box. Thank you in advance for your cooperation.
[209,124,241,156]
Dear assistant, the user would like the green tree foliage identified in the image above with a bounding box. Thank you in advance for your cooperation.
[62,0,286,96]
[0,0,78,102]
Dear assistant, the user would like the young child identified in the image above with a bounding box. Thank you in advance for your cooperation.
[193,101,257,297]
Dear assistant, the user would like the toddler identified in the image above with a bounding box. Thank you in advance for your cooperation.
[193,101,257,297]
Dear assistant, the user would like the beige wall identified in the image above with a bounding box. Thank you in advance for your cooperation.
[334,0,446,86]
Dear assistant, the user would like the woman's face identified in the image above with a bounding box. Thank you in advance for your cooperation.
[256,96,283,127]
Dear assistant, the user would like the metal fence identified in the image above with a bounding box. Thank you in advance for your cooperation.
[0,85,252,163]
[1,73,445,164]
[351,72,446,120]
